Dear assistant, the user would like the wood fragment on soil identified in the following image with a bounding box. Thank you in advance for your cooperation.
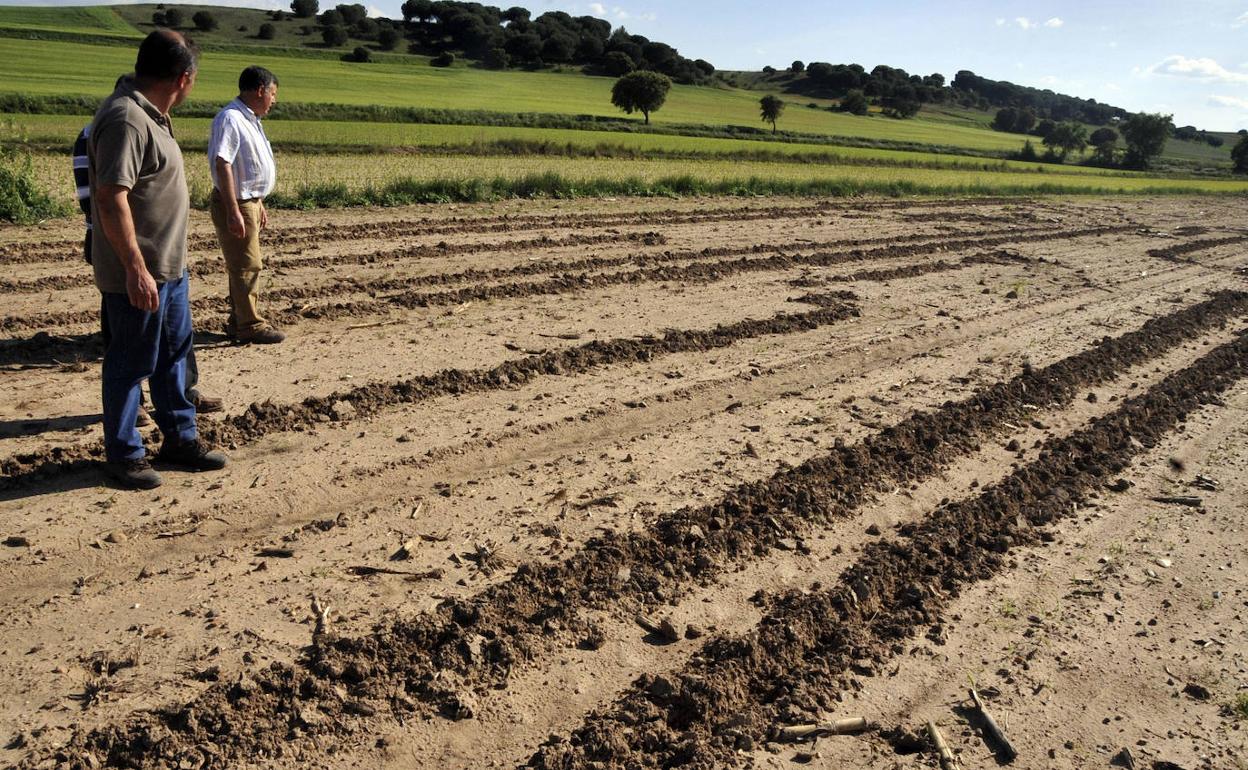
[968,686,1018,762]
[774,717,868,742]
[1149,495,1202,507]
[256,547,295,558]
[927,721,962,770]
[348,565,444,580]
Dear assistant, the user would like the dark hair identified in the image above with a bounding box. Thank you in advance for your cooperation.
[239,65,279,93]
[135,29,198,81]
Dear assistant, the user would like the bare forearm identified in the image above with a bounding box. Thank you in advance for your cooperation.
[215,157,241,215]
[96,186,146,276]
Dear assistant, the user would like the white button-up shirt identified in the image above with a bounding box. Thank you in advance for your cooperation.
[208,97,276,200]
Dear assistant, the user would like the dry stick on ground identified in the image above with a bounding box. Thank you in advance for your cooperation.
[773,717,868,742]
[927,721,962,770]
[968,686,1018,762]
[1149,495,1203,507]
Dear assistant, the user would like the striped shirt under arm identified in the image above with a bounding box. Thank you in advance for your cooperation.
[72,124,92,222]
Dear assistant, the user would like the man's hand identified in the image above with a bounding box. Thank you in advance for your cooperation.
[259,201,269,230]
[126,266,159,311]
[227,206,246,239]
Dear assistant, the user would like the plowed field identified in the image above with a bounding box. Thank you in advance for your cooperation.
[2,196,1247,770]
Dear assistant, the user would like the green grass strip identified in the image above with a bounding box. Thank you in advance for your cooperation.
[256,172,1248,210]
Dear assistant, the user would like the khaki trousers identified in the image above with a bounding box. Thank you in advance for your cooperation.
[210,190,266,334]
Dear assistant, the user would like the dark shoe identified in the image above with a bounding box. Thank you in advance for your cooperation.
[103,457,163,490]
[238,326,285,345]
[157,439,228,471]
[136,409,153,427]
[191,392,224,413]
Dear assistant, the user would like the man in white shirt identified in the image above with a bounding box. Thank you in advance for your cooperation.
[208,65,283,344]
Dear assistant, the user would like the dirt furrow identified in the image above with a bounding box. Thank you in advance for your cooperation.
[0,221,1074,333]
[0,298,861,487]
[0,231,669,293]
[528,327,1248,770]
[25,291,1245,770]
[0,197,1045,263]
[275,224,1126,324]
[1147,233,1248,262]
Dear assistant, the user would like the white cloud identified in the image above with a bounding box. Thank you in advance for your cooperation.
[1208,94,1248,110]
[588,2,606,15]
[608,6,655,22]
[995,18,1006,26]
[1037,75,1060,86]
[1234,11,1248,28]
[367,5,384,17]
[1108,40,1118,48]
[1149,55,1248,84]
[1043,17,1064,28]
[1015,17,1033,29]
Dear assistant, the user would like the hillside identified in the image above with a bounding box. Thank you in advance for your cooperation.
[1,6,1240,176]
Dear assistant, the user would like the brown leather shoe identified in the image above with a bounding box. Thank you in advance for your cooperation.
[191,392,224,413]
[239,326,285,345]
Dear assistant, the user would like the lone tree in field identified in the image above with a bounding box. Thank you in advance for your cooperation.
[258,22,276,39]
[1120,112,1172,169]
[163,7,184,27]
[1042,121,1087,160]
[759,95,785,134]
[611,71,671,125]
[291,0,318,17]
[192,10,218,31]
[1232,133,1248,174]
[1089,127,1118,164]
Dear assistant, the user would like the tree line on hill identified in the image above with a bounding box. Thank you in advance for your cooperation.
[267,0,714,81]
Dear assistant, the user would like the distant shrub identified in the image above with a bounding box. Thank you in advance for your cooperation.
[322,25,348,46]
[348,46,371,62]
[1014,140,1038,162]
[163,7,183,27]
[1231,134,1248,174]
[839,89,869,115]
[192,11,218,31]
[258,22,276,39]
[483,47,508,69]
[0,149,72,224]
[431,51,455,67]
[377,27,399,50]
[152,11,166,26]
[237,25,248,32]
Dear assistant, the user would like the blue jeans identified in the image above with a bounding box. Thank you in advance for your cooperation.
[101,272,198,461]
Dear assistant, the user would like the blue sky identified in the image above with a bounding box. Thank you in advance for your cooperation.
[8,0,1248,130]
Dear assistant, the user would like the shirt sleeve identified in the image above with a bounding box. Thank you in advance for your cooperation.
[213,113,242,164]
[93,120,143,190]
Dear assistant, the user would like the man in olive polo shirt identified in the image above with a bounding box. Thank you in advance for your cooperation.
[89,29,227,489]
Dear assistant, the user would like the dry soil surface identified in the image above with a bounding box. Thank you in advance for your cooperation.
[1,195,1246,770]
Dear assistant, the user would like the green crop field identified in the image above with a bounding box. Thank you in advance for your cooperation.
[1,113,1148,178]
[0,37,1030,154]
[0,5,139,37]
[25,150,1248,210]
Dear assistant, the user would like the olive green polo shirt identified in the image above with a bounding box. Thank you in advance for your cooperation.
[88,76,190,294]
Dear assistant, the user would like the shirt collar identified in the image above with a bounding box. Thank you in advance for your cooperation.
[230,97,262,124]
[117,75,173,133]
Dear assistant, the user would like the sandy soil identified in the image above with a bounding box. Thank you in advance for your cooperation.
[0,195,1246,770]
